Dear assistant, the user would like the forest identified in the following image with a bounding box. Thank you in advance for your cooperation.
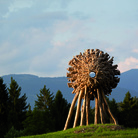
[0,77,138,138]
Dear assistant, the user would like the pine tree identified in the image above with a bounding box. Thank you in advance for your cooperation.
[24,85,54,135]
[23,108,52,135]
[52,90,70,131]
[22,104,34,135]
[119,91,138,127]
[0,77,9,138]
[35,85,54,111]
[8,77,29,130]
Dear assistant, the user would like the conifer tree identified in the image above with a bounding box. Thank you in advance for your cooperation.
[8,77,29,130]
[119,91,138,127]
[23,108,52,135]
[52,90,70,131]
[35,85,54,111]
[24,85,54,135]
[0,77,9,137]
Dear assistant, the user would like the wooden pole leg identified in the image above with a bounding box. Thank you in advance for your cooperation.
[101,90,118,125]
[86,90,89,125]
[102,97,106,123]
[97,89,104,124]
[64,92,79,130]
[80,86,86,126]
[94,97,99,124]
[73,90,83,128]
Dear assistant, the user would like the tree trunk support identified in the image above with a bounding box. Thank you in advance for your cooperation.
[73,90,83,128]
[97,89,104,124]
[101,90,118,125]
[94,97,99,124]
[86,89,89,125]
[80,86,86,126]
[64,91,79,130]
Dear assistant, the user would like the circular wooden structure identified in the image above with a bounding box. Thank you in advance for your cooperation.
[64,49,120,130]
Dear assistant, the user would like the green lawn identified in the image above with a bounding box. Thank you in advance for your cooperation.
[20,124,138,138]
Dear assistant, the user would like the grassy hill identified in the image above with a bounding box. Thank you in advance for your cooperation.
[20,124,138,138]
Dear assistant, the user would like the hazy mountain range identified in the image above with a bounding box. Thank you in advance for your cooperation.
[2,69,138,109]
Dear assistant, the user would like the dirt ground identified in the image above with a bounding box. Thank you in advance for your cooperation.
[74,125,124,134]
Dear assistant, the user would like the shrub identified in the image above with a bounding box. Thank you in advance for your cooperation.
[4,126,26,138]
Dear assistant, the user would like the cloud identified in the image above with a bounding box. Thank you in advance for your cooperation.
[1,0,138,77]
[0,15,94,77]
[0,42,18,63]
[118,57,138,73]
[105,48,114,52]
[132,49,138,53]
[3,0,33,18]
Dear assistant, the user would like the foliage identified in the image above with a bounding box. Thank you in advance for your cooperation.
[23,108,53,135]
[51,90,70,131]
[4,126,26,138]
[119,91,138,128]
[35,85,54,111]
[8,77,29,130]
[88,107,95,124]
[0,77,9,138]
[23,85,55,135]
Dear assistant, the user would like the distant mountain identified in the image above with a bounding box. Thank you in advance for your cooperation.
[2,69,138,109]
[2,74,74,109]
[118,69,138,91]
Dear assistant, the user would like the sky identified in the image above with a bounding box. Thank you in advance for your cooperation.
[0,0,138,77]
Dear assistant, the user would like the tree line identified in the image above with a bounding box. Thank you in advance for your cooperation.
[0,77,138,137]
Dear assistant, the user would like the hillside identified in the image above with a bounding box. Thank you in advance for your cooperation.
[2,69,138,109]
[19,124,138,138]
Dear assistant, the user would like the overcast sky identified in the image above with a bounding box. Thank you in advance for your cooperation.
[0,0,138,77]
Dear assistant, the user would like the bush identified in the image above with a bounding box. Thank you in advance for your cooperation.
[4,126,26,138]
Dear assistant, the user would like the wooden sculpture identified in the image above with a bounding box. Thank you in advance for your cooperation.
[64,49,120,130]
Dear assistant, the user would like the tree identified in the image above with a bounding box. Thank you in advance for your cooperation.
[0,77,9,138]
[24,85,54,135]
[8,77,29,130]
[35,85,54,111]
[52,90,70,131]
[22,104,33,135]
[23,108,52,135]
[119,91,138,127]
[89,106,95,124]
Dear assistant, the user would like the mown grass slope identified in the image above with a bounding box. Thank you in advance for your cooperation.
[20,124,138,138]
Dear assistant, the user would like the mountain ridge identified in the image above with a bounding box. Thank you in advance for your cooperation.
[1,69,138,109]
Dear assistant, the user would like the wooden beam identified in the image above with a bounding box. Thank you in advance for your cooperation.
[101,90,118,125]
[86,89,89,125]
[64,92,79,130]
[94,97,99,124]
[73,90,83,128]
[97,89,104,124]
[80,86,86,126]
